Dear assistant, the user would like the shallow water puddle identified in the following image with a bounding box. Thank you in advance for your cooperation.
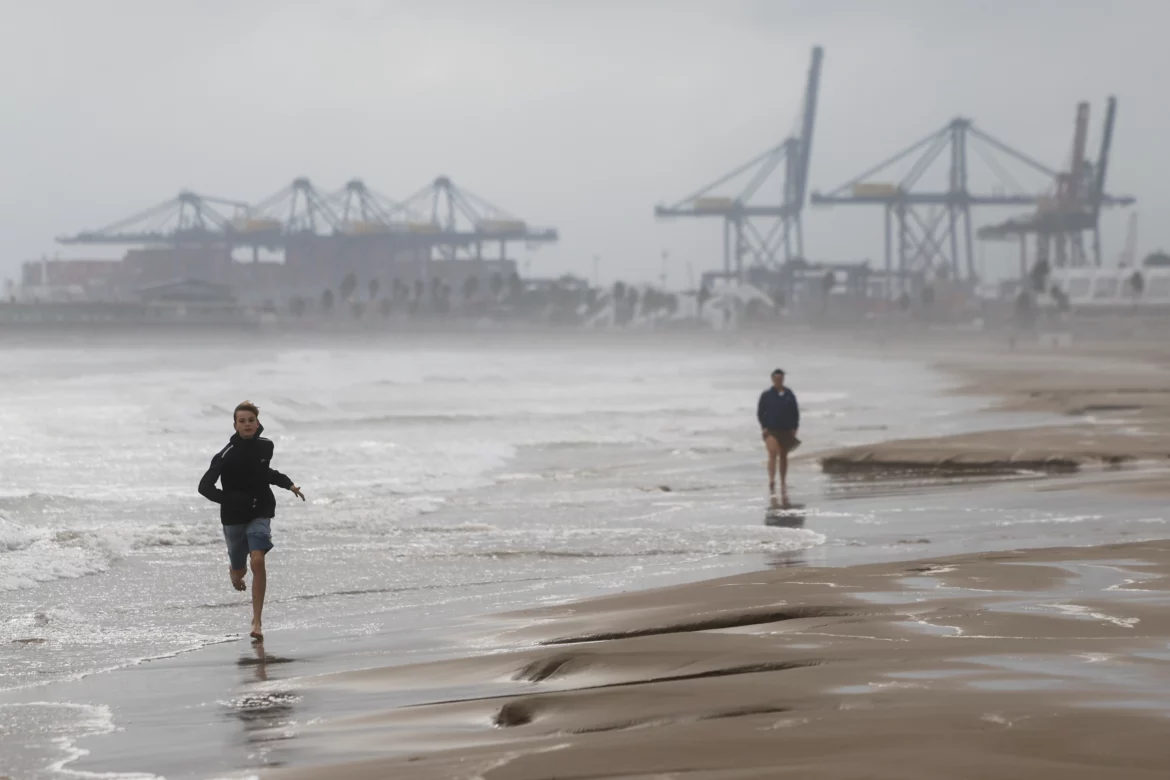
[959,651,1170,696]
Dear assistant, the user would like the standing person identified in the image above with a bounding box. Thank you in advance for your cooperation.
[757,369,800,498]
[198,401,304,642]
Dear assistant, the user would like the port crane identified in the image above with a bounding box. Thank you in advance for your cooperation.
[655,46,823,280]
[810,116,1068,285]
[977,97,1135,271]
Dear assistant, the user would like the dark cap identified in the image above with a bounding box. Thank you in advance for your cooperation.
[771,368,785,376]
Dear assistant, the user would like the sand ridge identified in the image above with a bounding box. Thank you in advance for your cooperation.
[821,342,1170,482]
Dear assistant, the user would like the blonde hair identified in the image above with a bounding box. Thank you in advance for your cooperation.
[233,400,260,421]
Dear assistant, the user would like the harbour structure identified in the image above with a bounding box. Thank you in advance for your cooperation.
[47,176,558,303]
[810,117,1070,287]
[655,46,824,281]
[977,97,1135,275]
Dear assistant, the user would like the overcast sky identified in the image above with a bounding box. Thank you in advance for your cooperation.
[1,0,1166,286]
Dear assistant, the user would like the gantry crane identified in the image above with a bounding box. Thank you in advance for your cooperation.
[655,46,823,280]
[394,176,558,262]
[329,179,402,234]
[56,177,559,272]
[810,117,1067,286]
[251,178,340,236]
[977,97,1135,270]
[56,190,256,247]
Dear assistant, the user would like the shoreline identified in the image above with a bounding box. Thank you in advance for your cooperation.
[7,333,1169,779]
[257,338,1170,779]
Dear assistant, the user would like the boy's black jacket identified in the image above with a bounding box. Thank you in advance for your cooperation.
[198,424,294,526]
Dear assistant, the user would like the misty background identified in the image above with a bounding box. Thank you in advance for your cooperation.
[1,0,1165,287]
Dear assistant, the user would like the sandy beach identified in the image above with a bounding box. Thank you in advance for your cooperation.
[257,336,1170,780]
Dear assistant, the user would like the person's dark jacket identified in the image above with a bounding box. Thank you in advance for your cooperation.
[198,424,295,526]
[757,386,800,431]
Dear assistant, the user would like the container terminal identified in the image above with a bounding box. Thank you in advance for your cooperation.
[4,46,1157,335]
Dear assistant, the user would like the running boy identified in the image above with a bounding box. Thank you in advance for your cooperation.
[199,400,304,641]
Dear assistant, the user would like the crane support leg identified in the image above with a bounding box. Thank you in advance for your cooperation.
[884,204,893,299]
[723,219,731,278]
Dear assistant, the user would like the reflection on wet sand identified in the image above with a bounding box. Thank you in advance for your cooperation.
[766,496,808,567]
[226,642,302,767]
[236,642,297,682]
[766,496,806,529]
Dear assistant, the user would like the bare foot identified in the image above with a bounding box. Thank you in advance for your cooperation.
[250,622,263,642]
[230,571,246,592]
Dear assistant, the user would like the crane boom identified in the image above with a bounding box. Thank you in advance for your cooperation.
[1092,96,1117,220]
[794,46,823,206]
[1066,101,1089,204]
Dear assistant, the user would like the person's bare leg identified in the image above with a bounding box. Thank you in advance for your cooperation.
[249,550,266,641]
[779,448,790,499]
[765,436,779,492]
[229,567,246,591]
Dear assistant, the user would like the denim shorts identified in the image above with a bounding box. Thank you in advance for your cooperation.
[223,518,273,571]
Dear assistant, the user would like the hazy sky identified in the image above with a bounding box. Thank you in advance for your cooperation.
[1,0,1166,286]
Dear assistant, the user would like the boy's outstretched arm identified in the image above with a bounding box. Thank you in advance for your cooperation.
[198,454,225,504]
[269,468,305,501]
[267,467,293,490]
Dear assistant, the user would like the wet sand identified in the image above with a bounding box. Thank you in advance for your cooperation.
[259,340,1170,780]
[271,540,1170,780]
